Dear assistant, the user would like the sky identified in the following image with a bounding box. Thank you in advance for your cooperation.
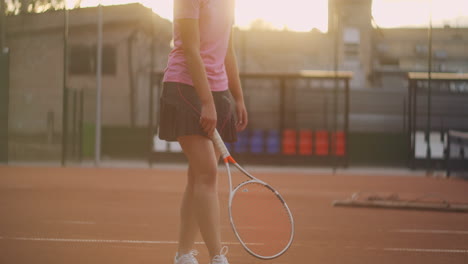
[77,0,468,32]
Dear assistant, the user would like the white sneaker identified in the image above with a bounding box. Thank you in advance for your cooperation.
[174,250,199,264]
[210,246,229,264]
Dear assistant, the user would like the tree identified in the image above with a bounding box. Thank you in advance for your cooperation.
[249,18,276,31]
[4,0,81,15]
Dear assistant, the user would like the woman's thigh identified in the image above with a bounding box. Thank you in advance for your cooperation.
[178,135,219,185]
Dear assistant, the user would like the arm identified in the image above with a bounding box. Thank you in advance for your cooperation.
[178,19,217,136]
[225,30,248,131]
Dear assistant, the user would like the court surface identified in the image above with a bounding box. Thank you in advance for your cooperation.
[1,164,468,264]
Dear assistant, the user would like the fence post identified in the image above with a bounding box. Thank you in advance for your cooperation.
[0,49,9,163]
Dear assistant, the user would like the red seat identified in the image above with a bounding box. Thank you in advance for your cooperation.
[299,130,313,155]
[282,129,296,155]
[283,129,296,138]
[315,130,329,156]
[333,131,346,156]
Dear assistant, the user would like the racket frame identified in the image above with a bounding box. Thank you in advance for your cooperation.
[212,130,295,260]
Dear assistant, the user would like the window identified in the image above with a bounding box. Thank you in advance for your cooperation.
[70,45,92,75]
[377,43,389,54]
[102,45,117,75]
[343,27,360,58]
[344,43,359,57]
[69,44,117,76]
[379,56,399,66]
[414,44,428,56]
[343,27,360,44]
[434,50,447,59]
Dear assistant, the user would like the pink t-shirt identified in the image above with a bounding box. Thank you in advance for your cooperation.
[163,0,235,92]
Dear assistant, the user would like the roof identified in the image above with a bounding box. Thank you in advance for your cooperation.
[6,4,169,35]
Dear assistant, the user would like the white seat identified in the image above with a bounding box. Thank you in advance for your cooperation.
[415,131,427,158]
[153,135,168,152]
[169,142,183,153]
[429,132,445,159]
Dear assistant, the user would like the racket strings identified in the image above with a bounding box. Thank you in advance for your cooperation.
[230,181,293,258]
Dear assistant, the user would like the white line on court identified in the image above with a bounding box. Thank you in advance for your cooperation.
[43,220,97,225]
[0,236,262,246]
[393,229,468,235]
[384,248,468,254]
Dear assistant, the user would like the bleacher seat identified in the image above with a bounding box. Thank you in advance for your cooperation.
[315,130,329,156]
[250,130,264,154]
[415,131,427,158]
[299,130,313,155]
[282,129,297,155]
[153,135,168,152]
[334,131,346,156]
[169,142,183,153]
[234,130,249,153]
[266,130,280,154]
[225,142,233,152]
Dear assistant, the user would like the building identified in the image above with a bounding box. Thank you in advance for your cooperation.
[239,0,468,90]
[373,27,468,90]
[6,3,172,136]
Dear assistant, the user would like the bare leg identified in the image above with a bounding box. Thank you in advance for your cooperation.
[177,135,222,259]
[176,165,199,255]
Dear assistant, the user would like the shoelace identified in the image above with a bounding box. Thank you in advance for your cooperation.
[211,246,229,264]
[176,250,199,264]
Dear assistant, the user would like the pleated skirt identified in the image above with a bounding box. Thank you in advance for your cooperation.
[158,82,238,143]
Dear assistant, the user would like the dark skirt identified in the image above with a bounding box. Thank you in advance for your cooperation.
[158,82,238,143]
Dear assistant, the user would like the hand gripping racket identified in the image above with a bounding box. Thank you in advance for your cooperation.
[212,130,295,259]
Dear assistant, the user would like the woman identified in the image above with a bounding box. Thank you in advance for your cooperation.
[158,0,248,263]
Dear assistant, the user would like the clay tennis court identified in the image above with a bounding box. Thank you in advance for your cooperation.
[1,165,468,264]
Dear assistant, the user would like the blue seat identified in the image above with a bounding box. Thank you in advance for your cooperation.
[266,129,280,154]
[250,130,264,154]
[225,142,233,152]
[234,130,249,153]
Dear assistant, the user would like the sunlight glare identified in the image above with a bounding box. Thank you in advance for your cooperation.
[373,0,468,28]
[79,0,328,32]
[235,0,328,32]
[78,0,467,31]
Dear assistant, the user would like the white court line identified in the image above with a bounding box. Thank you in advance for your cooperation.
[43,220,96,225]
[384,248,468,254]
[394,229,468,235]
[0,236,262,246]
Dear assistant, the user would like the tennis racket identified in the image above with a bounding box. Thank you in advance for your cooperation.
[211,130,295,259]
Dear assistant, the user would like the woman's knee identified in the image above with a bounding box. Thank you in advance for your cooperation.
[189,162,218,189]
[178,135,219,189]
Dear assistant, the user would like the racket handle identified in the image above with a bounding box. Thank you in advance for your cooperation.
[212,129,230,159]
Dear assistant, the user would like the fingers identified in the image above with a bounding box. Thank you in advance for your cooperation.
[200,116,217,137]
[200,103,248,137]
[200,103,217,137]
[236,108,248,132]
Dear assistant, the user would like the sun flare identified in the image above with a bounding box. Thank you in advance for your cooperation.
[77,0,467,31]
